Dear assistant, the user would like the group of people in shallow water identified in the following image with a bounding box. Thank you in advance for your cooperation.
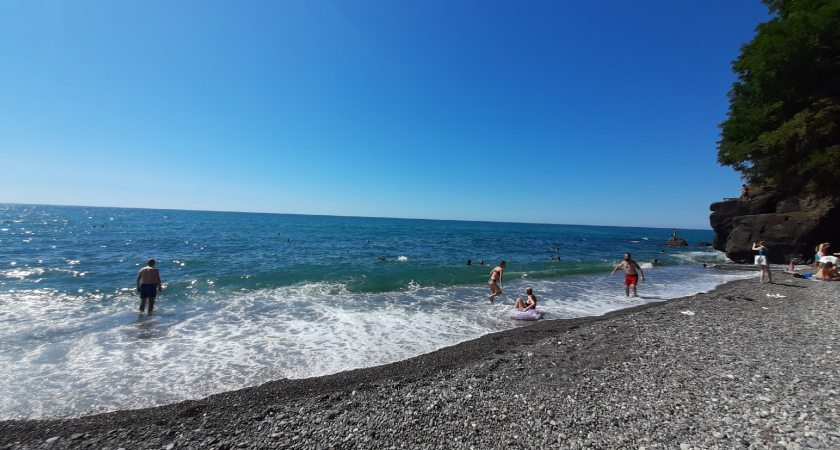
[136,237,840,317]
[487,252,648,313]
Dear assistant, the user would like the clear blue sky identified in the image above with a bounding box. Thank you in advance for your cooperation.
[0,1,770,229]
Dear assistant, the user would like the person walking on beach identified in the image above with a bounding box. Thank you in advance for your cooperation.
[611,253,645,297]
[136,259,162,314]
[488,261,506,303]
[514,287,537,311]
[752,241,772,283]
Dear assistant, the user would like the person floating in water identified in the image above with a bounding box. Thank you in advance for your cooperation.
[549,255,555,260]
[479,260,484,265]
[376,257,389,261]
[514,287,537,311]
[466,259,472,265]
[488,261,506,303]
[136,258,162,314]
[651,258,659,266]
[611,253,645,297]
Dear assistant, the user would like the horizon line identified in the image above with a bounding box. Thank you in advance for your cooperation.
[0,201,713,232]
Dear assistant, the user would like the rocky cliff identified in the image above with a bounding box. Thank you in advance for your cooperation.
[709,190,840,264]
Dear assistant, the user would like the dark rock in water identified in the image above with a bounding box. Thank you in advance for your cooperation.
[695,242,713,247]
[709,189,840,264]
[661,238,689,247]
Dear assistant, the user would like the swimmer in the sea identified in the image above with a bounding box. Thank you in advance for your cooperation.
[549,255,555,260]
[376,257,389,261]
[479,260,484,265]
[514,287,537,311]
[136,258,162,314]
[488,261,506,303]
[466,259,472,266]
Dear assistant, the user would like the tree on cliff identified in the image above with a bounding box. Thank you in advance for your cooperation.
[717,0,840,194]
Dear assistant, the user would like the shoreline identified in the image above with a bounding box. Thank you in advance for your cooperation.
[3,274,839,449]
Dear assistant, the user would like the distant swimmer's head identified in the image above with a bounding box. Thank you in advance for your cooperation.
[466,260,472,265]
[500,261,507,268]
[625,253,632,260]
[147,258,156,267]
[525,287,533,295]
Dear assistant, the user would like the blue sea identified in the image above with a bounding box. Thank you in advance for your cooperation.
[0,204,751,419]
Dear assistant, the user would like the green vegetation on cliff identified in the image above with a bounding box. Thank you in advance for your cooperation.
[717,0,840,194]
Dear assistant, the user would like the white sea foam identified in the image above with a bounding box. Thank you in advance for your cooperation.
[0,265,753,420]
[1,268,45,279]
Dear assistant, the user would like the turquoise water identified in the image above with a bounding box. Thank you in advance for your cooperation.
[0,204,748,419]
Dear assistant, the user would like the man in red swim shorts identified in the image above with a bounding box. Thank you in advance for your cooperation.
[610,253,645,297]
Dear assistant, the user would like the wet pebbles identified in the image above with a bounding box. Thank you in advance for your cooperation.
[2,275,839,449]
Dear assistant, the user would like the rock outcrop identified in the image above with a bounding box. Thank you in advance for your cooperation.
[661,238,689,247]
[709,189,840,264]
[695,242,713,247]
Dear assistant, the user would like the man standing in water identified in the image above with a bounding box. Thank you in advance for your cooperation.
[136,258,162,314]
[611,253,645,297]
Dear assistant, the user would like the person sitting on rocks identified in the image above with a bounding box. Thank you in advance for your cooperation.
[739,184,749,199]
[514,288,537,311]
[814,262,840,281]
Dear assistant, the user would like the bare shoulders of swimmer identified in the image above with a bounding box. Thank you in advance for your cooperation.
[138,266,161,284]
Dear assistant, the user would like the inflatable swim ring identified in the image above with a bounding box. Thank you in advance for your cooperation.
[509,309,541,321]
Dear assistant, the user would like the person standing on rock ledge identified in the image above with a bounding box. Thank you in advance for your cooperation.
[752,241,772,283]
[611,253,644,297]
[739,184,750,199]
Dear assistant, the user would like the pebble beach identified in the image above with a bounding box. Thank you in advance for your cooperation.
[2,273,839,450]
